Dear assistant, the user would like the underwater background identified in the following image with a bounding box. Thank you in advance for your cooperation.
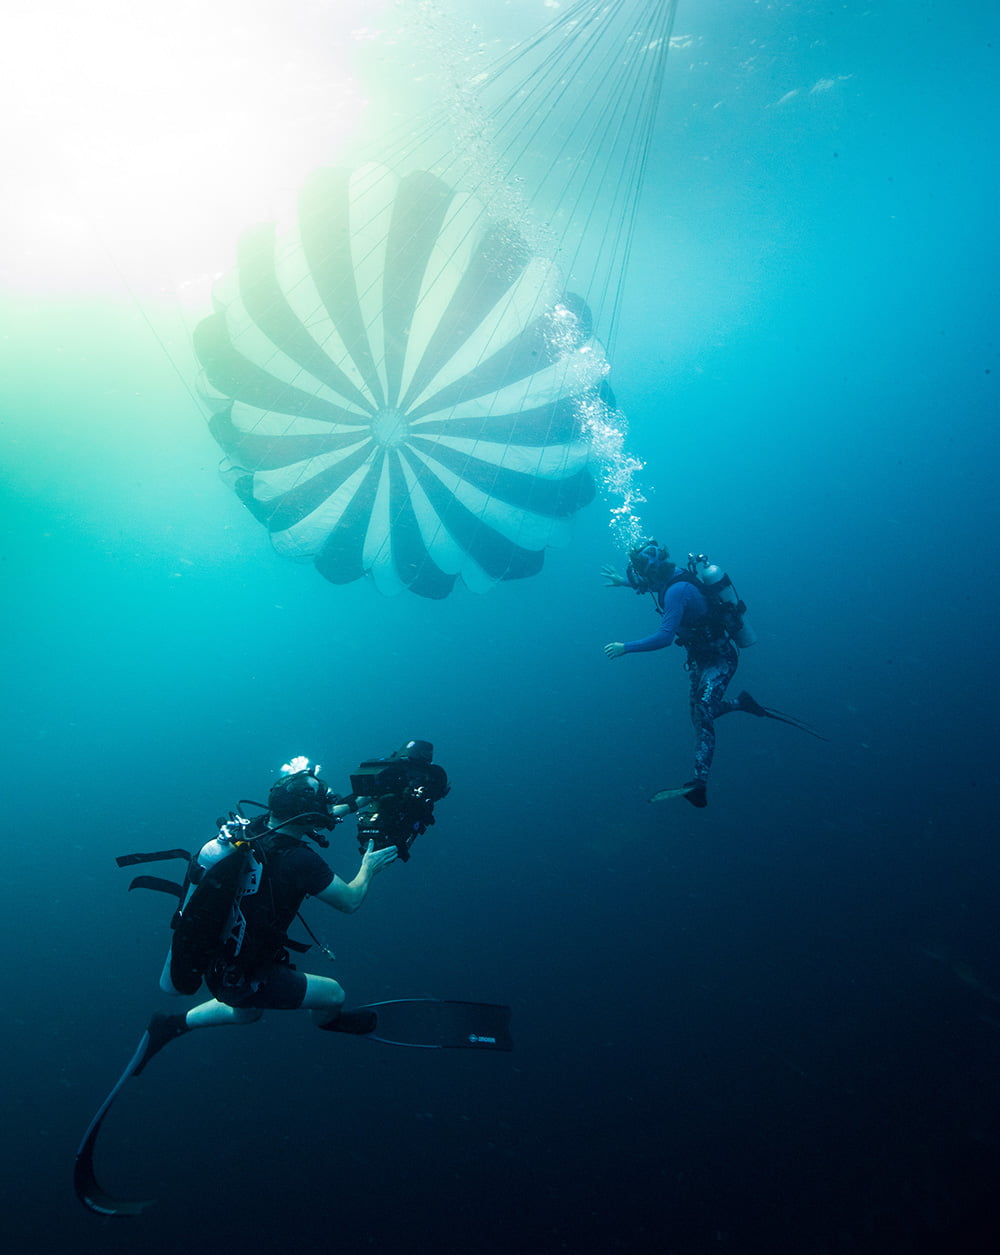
[2,1,998,1252]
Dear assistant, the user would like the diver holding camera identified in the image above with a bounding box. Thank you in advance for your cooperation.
[78,738,511,1216]
[120,740,454,1065]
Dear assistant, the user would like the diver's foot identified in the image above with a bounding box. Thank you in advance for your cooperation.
[682,780,708,808]
[317,1008,378,1035]
[736,690,769,717]
[132,1013,189,1076]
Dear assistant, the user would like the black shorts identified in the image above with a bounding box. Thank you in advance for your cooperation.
[207,960,308,1011]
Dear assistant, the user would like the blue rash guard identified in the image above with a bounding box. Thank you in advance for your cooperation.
[624,579,710,653]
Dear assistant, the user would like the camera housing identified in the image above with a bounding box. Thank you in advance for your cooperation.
[350,741,449,861]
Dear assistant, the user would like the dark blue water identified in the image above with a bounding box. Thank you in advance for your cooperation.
[2,2,998,1252]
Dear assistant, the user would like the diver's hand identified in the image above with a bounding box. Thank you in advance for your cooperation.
[361,839,397,875]
[604,642,626,659]
[601,564,628,587]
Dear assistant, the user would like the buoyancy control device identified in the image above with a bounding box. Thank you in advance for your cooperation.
[159,820,263,996]
[686,553,757,648]
[117,817,270,997]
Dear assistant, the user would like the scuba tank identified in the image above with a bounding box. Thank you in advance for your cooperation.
[688,554,757,648]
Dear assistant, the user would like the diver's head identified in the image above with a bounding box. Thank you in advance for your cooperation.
[626,540,674,594]
[267,760,337,843]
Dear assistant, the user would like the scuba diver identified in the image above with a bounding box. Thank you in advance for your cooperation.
[603,542,823,808]
[135,757,398,1071]
[76,745,512,1217]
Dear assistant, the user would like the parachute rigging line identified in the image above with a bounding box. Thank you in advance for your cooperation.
[393,0,680,355]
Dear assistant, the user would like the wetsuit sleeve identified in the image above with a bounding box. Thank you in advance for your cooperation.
[623,584,688,653]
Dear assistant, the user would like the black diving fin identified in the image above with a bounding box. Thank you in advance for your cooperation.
[75,1000,513,1216]
[737,691,827,740]
[751,705,827,740]
[74,1027,159,1216]
[356,999,514,1050]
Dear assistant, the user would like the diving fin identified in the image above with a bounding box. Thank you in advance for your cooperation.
[75,1001,511,1215]
[650,780,707,807]
[74,1028,159,1216]
[353,999,513,1051]
[736,691,827,740]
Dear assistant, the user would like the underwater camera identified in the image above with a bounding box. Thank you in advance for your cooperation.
[349,740,450,862]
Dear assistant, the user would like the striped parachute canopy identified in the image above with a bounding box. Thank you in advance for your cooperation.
[196,0,679,596]
[195,164,606,598]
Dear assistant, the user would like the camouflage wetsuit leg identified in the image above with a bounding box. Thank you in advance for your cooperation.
[688,639,740,782]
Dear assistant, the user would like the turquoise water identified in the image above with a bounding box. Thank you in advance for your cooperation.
[2,3,998,1252]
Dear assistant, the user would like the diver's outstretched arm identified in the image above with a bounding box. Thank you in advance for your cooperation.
[315,840,397,914]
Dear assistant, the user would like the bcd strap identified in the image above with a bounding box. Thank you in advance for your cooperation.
[117,849,196,912]
[127,875,186,898]
[116,848,193,869]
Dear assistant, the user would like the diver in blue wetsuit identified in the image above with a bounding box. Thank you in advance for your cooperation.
[603,542,812,808]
